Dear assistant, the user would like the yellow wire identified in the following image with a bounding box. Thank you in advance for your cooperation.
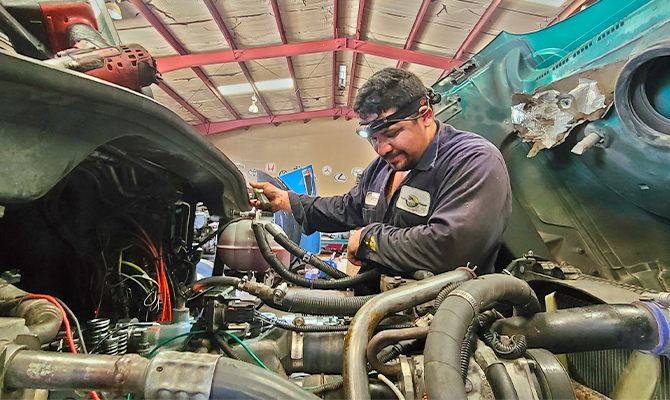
[121,261,146,276]
[121,261,159,286]
[120,273,150,294]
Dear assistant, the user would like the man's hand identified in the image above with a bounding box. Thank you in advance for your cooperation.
[249,181,291,213]
[347,228,365,266]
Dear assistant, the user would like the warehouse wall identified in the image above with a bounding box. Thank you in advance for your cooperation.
[207,117,379,197]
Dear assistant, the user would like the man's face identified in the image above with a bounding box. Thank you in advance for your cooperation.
[359,107,433,171]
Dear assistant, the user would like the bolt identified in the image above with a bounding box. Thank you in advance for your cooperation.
[464,378,473,393]
[519,266,525,274]
[294,316,305,326]
[156,366,163,372]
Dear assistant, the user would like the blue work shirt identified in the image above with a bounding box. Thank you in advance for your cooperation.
[288,121,512,275]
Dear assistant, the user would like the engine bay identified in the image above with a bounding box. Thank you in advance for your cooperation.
[1,1,670,396]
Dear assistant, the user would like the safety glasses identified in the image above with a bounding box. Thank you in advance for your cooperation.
[356,96,429,140]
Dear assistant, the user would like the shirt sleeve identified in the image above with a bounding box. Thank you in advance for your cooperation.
[355,148,511,274]
[289,176,367,235]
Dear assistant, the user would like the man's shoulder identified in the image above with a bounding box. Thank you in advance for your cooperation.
[439,125,502,160]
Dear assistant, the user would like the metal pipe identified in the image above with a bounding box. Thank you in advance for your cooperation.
[343,268,475,400]
[366,326,429,376]
[4,351,149,393]
[0,279,62,344]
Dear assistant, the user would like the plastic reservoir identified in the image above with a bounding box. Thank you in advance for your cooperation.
[217,219,290,273]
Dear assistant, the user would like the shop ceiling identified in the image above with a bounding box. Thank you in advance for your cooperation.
[114,0,589,135]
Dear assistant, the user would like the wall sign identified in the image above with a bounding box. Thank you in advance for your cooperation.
[248,168,257,177]
[235,163,245,172]
[334,172,348,183]
[293,165,301,171]
[265,163,276,173]
[351,167,364,179]
[278,170,289,176]
[322,165,333,176]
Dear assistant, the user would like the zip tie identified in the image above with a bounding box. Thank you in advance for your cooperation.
[301,252,313,263]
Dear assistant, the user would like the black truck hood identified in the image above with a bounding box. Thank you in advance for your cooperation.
[0,50,249,216]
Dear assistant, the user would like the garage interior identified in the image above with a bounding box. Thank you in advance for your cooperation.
[0,0,669,399]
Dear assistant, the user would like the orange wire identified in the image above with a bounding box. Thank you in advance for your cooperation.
[25,295,101,400]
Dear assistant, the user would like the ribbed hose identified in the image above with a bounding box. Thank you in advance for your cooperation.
[211,333,243,362]
[480,331,527,360]
[433,281,464,310]
[253,223,378,290]
[424,275,540,400]
[257,311,414,332]
[460,319,478,382]
[478,311,527,359]
[279,293,376,316]
[264,223,347,279]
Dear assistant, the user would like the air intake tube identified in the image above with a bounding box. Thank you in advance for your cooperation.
[493,302,670,356]
[424,275,541,400]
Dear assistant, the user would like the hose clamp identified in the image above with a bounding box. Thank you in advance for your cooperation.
[450,290,479,314]
[635,300,670,357]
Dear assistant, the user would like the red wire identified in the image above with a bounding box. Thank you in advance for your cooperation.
[25,295,101,400]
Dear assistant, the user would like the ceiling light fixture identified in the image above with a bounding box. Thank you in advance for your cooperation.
[218,78,294,96]
[338,65,347,90]
[249,94,259,113]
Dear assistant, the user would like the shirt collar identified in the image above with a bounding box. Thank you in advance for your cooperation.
[414,120,444,171]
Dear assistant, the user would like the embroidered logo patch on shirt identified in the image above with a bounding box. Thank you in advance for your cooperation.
[364,192,380,207]
[396,186,430,217]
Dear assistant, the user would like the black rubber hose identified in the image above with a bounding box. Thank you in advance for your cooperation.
[434,281,464,310]
[264,223,347,279]
[460,318,478,382]
[188,217,250,257]
[492,304,661,354]
[253,223,378,290]
[308,339,414,395]
[268,292,377,316]
[210,333,243,362]
[191,276,241,292]
[424,275,540,400]
[486,363,520,400]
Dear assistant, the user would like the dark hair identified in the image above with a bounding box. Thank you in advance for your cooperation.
[353,68,430,119]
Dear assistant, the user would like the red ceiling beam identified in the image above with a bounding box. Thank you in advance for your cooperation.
[396,0,431,69]
[437,0,502,80]
[346,0,366,110]
[157,80,208,124]
[128,0,241,120]
[548,0,591,26]
[196,107,358,135]
[203,0,272,117]
[270,0,304,113]
[332,0,339,111]
[156,39,460,74]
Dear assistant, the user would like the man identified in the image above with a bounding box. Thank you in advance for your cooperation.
[251,68,511,276]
